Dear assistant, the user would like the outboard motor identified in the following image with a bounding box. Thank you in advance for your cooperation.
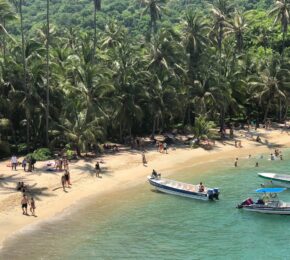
[213,188,220,200]
[207,189,214,200]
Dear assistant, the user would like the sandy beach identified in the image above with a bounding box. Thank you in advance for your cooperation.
[1,127,290,249]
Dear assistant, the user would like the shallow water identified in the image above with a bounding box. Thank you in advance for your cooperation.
[1,151,290,259]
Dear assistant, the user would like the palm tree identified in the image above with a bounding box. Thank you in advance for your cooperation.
[45,0,50,146]
[19,0,30,149]
[93,0,101,60]
[209,0,235,131]
[210,0,234,65]
[248,55,290,121]
[182,10,209,81]
[269,0,290,60]
[59,108,105,156]
[0,0,16,62]
[141,0,166,36]
[224,11,248,54]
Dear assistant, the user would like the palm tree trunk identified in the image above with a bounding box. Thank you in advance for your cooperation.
[281,30,286,62]
[263,100,271,123]
[279,97,282,122]
[3,19,6,63]
[19,0,30,150]
[45,0,50,146]
[152,116,156,136]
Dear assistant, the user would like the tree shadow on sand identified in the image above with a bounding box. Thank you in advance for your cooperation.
[24,183,57,201]
[0,173,27,188]
[73,163,114,177]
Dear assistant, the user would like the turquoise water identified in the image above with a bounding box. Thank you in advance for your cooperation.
[1,151,290,259]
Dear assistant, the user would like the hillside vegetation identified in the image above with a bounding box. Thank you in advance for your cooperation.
[0,0,290,156]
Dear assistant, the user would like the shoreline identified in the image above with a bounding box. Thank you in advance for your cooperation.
[1,128,290,249]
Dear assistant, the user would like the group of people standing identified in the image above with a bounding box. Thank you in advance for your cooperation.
[156,141,168,154]
[21,194,36,216]
[54,156,69,171]
[11,155,36,172]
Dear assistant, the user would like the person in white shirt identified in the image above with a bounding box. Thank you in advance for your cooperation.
[11,155,18,170]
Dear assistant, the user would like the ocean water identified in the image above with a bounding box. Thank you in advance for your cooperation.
[1,150,290,260]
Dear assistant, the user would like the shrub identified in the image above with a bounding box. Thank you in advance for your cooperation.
[66,149,75,160]
[31,148,53,161]
[17,143,28,154]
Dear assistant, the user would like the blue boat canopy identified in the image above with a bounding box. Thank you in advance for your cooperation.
[255,188,286,193]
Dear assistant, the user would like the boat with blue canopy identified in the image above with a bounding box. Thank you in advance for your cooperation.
[147,171,220,201]
[258,172,290,188]
[237,187,290,215]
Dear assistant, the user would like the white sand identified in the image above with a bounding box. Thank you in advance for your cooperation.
[0,128,290,247]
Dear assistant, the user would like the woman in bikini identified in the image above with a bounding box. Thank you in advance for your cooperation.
[30,197,36,216]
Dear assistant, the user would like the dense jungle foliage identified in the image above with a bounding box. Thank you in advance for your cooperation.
[0,0,290,156]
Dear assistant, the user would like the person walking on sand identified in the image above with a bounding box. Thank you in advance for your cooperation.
[159,142,163,153]
[234,158,238,167]
[64,170,71,187]
[63,156,69,170]
[11,155,18,170]
[21,194,29,215]
[30,197,36,216]
[142,152,147,165]
[61,174,66,191]
[95,162,101,178]
[163,142,168,154]
[22,158,27,172]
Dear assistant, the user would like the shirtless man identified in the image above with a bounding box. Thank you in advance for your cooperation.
[21,194,29,215]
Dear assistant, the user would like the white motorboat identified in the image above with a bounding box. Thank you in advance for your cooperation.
[237,188,290,215]
[147,174,219,201]
[258,172,290,188]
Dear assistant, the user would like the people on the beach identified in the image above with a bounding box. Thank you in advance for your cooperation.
[159,142,163,153]
[280,154,283,160]
[234,158,238,167]
[64,170,71,187]
[155,141,159,152]
[27,158,32,172]
[63,156,69,170]
[22,158,27,172]
[256,135,261,143]
[142,152,147,165]
[11,155,18,170]
[30,197,36,216]
[198,182,205,192]
[270,153,275,160]
[151,169,161,179]
[16,182,25,192]
[163,142,168,154]
[255,162,259,167]
[95,162,101,177]
[61,174,66,191]
[21,194,29,215]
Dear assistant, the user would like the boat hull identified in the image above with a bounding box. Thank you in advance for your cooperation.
[258,173,290,188]
[242,206,290,215]
[148,177,216,201]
